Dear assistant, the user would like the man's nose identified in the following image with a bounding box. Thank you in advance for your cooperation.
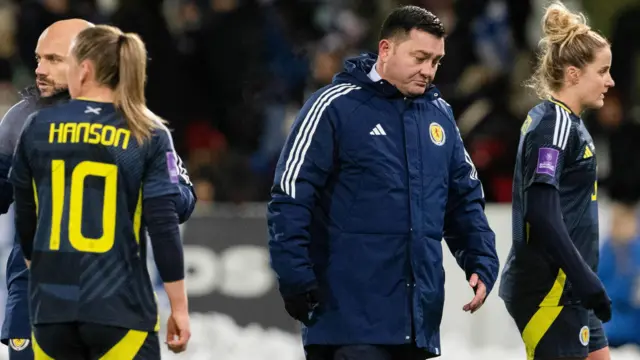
[35,61,48,77]
[420,63,436,78]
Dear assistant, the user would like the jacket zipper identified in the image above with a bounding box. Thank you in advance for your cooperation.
[401,96,414,343]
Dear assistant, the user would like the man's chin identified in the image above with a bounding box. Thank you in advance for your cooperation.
[38,86,68,98]
[37,86,53,97]
[406,85,427,97]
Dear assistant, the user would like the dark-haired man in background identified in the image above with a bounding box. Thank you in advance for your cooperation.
[267,6,499,360]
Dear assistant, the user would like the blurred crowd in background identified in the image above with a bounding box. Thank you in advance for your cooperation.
[0,0,639,352]
[0,0,638,206]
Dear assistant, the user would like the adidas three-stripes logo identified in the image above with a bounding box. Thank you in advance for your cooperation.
[280,83,361,198]
[370,124,386,136]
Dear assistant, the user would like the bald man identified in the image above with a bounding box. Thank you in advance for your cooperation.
[35,19,94,98]
[0,19,92,359]
[0,19,195,359]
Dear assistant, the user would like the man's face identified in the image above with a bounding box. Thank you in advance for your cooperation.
[34,29,70,97]
[379,29,445,97]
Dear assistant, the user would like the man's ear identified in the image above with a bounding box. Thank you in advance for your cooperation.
[378,39,393,63]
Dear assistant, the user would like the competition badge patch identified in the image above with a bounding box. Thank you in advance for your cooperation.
[166,151,179,184]
[9,338,29,351]
[536,147,559,176]
[579,326,590,346]
[429,122,445,146]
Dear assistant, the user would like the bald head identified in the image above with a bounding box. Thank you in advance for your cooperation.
[40,19,94,42]
[35,19,94,97]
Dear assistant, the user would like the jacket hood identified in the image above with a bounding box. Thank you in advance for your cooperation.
[332,52,438,99]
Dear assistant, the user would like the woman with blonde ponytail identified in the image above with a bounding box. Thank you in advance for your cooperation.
[499,2,614,360]
[68,26,164,143]
[9,25,191,358]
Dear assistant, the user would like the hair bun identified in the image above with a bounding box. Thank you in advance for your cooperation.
[541,1,590,46]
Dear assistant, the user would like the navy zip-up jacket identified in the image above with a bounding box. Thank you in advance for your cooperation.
[267,53,499,355]
[0,87,196,343]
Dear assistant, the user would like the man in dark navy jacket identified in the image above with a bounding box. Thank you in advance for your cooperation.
[267,5,499,360]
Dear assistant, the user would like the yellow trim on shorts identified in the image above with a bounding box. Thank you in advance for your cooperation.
[521,269,567,360]
[99,329,148,360]
[32,332,54,360]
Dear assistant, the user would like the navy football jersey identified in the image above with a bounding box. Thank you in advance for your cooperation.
[9,99,180,331]
[499,99,599,306]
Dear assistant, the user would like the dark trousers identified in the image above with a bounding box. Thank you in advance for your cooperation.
[305,344,436,360]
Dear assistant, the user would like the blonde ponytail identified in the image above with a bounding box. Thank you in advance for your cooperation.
[113,33,164,143]
[71,25,164,144]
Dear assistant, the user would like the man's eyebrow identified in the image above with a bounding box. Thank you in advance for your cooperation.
[411,50,445,59]
[411,50,433,57]
[36,52,65,60]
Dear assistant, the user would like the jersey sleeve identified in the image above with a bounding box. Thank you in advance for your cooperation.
[174,153,196,223]
[142,128,181,200]
[523,105,575,190]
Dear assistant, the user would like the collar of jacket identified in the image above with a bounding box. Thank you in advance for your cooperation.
[332,52,441,101]
[19,85,71,108]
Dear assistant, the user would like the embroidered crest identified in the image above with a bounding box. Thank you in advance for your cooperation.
[429,122,445,146]
[9,338,29,351]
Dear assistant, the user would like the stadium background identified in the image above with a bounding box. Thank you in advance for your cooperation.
[0,0,639,358]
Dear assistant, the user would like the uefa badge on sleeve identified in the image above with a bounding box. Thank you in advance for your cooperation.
[166,151,179,184]
[429,122,446,146]
[9,338,29,351]
[536,147,559,176]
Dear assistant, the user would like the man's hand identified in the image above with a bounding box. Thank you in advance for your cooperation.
[166,310,191,353]
[283,288,321,326]
[463,273,487,314]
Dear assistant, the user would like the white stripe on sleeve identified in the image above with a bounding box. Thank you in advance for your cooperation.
[280,84,360,198]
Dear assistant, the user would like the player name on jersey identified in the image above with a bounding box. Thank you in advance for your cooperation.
[49,122,131,150]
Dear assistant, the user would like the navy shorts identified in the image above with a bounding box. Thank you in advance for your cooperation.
[32,322,160,360]
[505,301,608,359]
[7,338,33,360]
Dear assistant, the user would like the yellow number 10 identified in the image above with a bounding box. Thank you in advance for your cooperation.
[50,160,118,253]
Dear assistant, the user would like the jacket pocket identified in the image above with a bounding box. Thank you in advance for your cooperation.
[324,233,410,327]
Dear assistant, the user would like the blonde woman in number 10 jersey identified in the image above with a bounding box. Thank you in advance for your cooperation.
[9,25,191,359]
